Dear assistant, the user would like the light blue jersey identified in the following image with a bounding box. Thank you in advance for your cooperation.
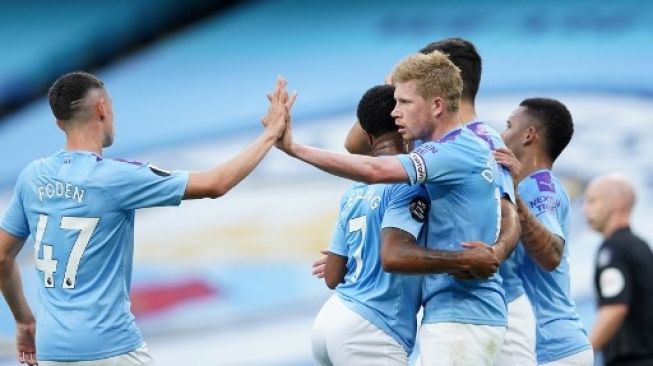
[1,150,189,361]
[395,127,506,327]
[330,181,428,353]
[466,121,523,303]
[516,170,590,364]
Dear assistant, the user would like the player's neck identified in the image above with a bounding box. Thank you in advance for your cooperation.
[517,152,553,182]
[371,133,405,156]
[64,125,104,155]
[458,100,477,124]
[429,113,463,141]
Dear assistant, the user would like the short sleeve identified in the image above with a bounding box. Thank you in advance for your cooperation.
[381,184,428,240]
[328,196,348,257]
[1,169,30,238]
[394,142,467,186]
[518,179,564,240]
[101,161,190,210]
[595,247,631,305]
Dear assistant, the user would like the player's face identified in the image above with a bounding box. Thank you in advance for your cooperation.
[100,92,115,148]
[501,107,530,157]
[392,80,433,142]
[583,182,612,232]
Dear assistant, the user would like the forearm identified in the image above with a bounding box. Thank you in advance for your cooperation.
[382,234,466,274]
[186,130,277,199]
[494,199,520,262]
[0,259,34,324]
[516,197,563,271]
[289,143,406,184]
[590,304,628,350]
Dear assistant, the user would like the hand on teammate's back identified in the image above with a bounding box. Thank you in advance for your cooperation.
[311,250,329,279]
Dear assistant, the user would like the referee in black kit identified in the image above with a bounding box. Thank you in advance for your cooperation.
[584,173,653,366]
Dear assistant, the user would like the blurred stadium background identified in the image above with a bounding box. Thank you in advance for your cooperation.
[1,0,653,365]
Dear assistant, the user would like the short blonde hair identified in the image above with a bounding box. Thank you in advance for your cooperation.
[392,51,463,112]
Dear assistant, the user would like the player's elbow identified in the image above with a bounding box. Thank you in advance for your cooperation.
[324,272,344,290]
[0,253,12,279]
[325,276,340,290]
[540,252,562,271]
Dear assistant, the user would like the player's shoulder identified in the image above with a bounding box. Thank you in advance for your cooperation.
[522,170,563,195]
[466,121,505,150]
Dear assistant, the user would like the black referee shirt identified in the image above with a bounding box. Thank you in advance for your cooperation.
[594,227,653,366]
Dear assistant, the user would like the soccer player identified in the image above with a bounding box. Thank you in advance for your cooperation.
[344,38,529,364]
[584,173,653,366]
[0,72,290,365]
[495,98,593,365]
[271,50,507,366]
[311,84,500,366]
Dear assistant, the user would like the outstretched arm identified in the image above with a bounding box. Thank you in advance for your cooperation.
[287,144,408,184]
[381,228,499,277]
[0,229,37,366]
[184,77,292,199]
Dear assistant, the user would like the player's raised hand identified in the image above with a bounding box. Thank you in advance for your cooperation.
[16,321,37,365]
[458,241,499,279]
[311,249,329,279]
[276,90,297,152]
[261,76,289,139]
[494,147,521,187]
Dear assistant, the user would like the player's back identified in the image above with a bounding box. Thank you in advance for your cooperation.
[4,150,188,361]
[332,181,426,353]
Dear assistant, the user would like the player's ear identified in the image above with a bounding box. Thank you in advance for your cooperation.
[56,119,66,132]
[523,125,539,146]
[96,98,106,121]
[431,96,444,118]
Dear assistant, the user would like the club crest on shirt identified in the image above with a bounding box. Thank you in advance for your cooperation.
[409,196,429,223]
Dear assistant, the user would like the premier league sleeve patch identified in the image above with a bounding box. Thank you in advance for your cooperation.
[409,196,429,223]
[149,164,172,177]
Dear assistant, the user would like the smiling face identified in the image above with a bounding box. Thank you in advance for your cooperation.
[391,80,435,142]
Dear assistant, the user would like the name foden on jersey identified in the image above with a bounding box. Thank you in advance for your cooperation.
[37,180,85,204]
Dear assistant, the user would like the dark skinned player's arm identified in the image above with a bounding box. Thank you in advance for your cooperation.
[493,198,521,262]
[516,196,563,271]
[381,228,498,277]
[344,122,372,155]
[324,252,347,289]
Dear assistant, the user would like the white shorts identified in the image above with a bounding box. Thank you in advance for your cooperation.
[495,294,537,366]
[311,294,408,366]
[418,322,505,366]
[39,344,154,366]
[540,349,594,366]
